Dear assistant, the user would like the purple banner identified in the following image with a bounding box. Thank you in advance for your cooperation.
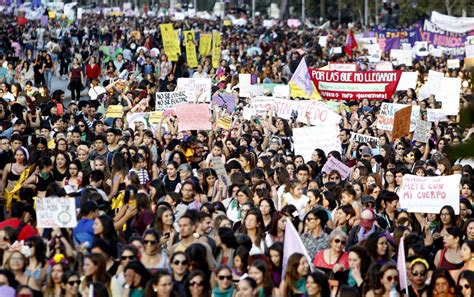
[377,28,421,46]
[422,20,473,58]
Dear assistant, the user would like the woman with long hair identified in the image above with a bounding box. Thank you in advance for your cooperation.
[21,155,55,198]
[279,253,310,297]
[334,245,372,293]
[68,57,83,102]
[434,227,463,270]
[141,229,169,273]
[184,270,210,297]
[42,258,68,297]
[305,270,330,297]
[365,263,402,297]
[24,236,48,287]
[258,198,276,231]
[111,245,141,297]
[5,250,40,290]
[152,206,176,251]
[215,227,238,268]
[81,253,111,293]
[364,232,393,265]
[240,209,266,255]
[267,242,283,288]
[265,211,287,247]
[52,151,70,186]
[93,215,120,259]
[457,270,474,297]
[428,269,457,297]
[144,269,176,297]
[248,259,278,296]
[63,159,82,191]
[60,270,80,297]
[0,147,28,210]
[301,208,329,261]
[108,152,128,200]
[407,258,430,297]
[212,266,234,297]
[169,252,189,296]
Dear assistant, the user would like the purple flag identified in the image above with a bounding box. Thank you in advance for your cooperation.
[40,15,48,27]
[211,93,236,114]
[384,37,401,52]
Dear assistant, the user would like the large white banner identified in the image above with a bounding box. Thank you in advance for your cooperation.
[400,174,462,214]
[293,125,341,162]
[431,11,474,34]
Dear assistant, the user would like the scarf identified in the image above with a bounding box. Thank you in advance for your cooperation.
[357,224,375,243]
[212,287,234,297]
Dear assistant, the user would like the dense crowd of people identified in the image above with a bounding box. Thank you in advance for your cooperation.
[0,10,472,297]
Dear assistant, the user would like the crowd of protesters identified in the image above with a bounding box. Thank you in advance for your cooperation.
[0,10,472,297]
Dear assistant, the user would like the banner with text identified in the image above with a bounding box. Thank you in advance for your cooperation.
[155,91,188,111]
[309,69,402,100]
[36,197,77,228]
[422,20,471,58]
[400,174,462,214]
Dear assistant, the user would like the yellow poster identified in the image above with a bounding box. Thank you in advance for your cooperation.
[48,11,56,19]
[289,82,321,100]
[159,23,181,62]
[105,105,124,118]
[212,31,221,69]
[199,33,212,57]
[184,31,198,68]
[217,115,232,130]
[149,111,164,124]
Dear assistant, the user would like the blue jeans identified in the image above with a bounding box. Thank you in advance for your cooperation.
[44,69,53,89]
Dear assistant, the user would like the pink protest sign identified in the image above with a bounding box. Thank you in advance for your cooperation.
[176,104,211,131]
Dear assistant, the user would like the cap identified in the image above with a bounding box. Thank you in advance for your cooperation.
[177,163,192,172]
[361,195,375,205]
[360,208,375,229]
[361,147,373,157]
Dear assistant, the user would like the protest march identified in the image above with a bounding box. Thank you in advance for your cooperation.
[0,2,473,297]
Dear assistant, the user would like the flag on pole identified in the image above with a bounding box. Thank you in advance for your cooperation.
[289,58,320,99]
[397,237,409,295]
[344,30,358,56]
[282,218,313,278]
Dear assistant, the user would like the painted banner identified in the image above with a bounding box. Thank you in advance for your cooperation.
[36,197,77,228]
[160,23,181,62]
[176,78,212,103]
[293,125,341,162]
[321,156,351,180]
[377,103,420,131]
[184,31,198,68]
[350,132,381,147]
[211,93,236,114]
[212,31,221,68]
[309,69,402,100]
[400,174,462,214]
[430,11,474,34]
[427,109,448,122]
[199,33,212,57]
[175,104,211,131]
[155,91,188,111]
[413,120,432,143]
[392,106,412,139]
[422,20,471,58]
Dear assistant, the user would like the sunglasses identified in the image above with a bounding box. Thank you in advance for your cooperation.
[67,280,80,286]
[386,275,399,282]
[143,240,157,245]
[173,260,188,266]
[121,255,135,261]
[189,281,204,287]
[411,271,426,277]
[218,275,232,281]
[459,284,470,290]
[334,239,347,245]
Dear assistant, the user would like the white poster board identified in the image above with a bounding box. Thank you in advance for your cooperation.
[176,78,212,103]
[36,197,77,228]
[396,72,418,91]
[293,125,341,162]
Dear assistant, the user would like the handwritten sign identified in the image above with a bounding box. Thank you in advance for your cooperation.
[321,156,351,180]
[413,120,431,143]
[392,106,412,139]
[217,115,232,130]
[155,91,188,111]
[210,157,229,186]
[273,99,342,126]
[176,78,212,103]
[105,105,123,118]
[36,197,77,228]
[400,174,462,214]
[377,103,420,132]
[350,132,381,147]
[293,125,341,162]
[176,104,211,131]
[427,109,448,122]
[447,59,460,69]
[212,93,236,114]
[148,111,164,124]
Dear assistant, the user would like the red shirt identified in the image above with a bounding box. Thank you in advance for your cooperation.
[0,218,39,241]
[86,64,101,79]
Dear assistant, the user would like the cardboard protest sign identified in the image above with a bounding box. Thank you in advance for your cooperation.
[350,132,381,147]
[210,157,230,185]
[199,33,212,57]
[390,49,413,66]
[176,104,211,131]
[438,77,461,116]
[184,31,198,68]
[392,106,412,139]
[36,197,77,228]
[414,41,429,56]
[159,23,181,61]
[413,120,431,143]
[328,63,357,72]
[427,109,448,122]
[211,93,236,114]
[155,91,188,111]
[217,115,232,130]
[308,69,402,100]
[321,156,351,180]
[377,103,420,132]
[400,174,462,214]
[396,72,418,91]
[273,85,290,98]
[105,105,123,118]
[176,78,212,103]
[212,31,221,68]
[293,125,341,162]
